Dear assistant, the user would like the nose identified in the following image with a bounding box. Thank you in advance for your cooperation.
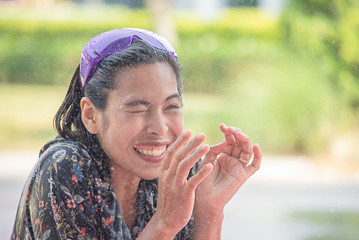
[145,110,169,137]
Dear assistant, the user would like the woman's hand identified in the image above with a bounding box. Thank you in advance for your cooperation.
[146,130,213,238]
[195,124,262,215]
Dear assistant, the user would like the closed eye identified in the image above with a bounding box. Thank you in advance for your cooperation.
[128,110,148,113]
[125,106,149,113]
[124,99,150,113]
[165,104,181,110]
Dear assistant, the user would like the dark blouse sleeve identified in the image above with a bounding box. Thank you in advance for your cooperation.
[27,143,101,239]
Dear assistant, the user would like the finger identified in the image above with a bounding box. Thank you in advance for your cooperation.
[200,141,227,168]
[162,130,192,170]
[176,144,210,182]
[221,125,235,145]
[236,131,252,156]
[215,152,230,166]
[209,141,227,156]
[216,153,244,182]
[167,133,206,176]
[229,126,242,133]
[245,144,262,177]
[219,123,229,134]
[221,124,244,156]
[174,133,206,163]
[186,163,213,192]
[228,130,253,163]
[224,127,243,158]
[223,131,235,155]
[231,139,242,159]
[233,143,252,164]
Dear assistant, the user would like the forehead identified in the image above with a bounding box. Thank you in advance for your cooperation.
[113,62,178,100]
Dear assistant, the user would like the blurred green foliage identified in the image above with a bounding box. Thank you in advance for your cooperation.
[0,6,152,85]
[280,0,359,111]
[0,4,357,157]
[0,6,278,91]
[0,84,66,149]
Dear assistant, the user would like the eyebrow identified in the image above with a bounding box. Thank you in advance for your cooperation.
[165,93,181,102]
[124,93,181,107]
[124,99,150,107]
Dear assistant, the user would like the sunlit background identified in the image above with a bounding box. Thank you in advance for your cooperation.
[0,0,358,239]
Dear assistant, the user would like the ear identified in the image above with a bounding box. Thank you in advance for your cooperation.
[80,97,101,134]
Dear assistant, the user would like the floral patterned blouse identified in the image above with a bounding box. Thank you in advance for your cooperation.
[11,138,197,239]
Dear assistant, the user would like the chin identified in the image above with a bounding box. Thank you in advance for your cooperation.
[139,175,159,181]
[137,168,160,180]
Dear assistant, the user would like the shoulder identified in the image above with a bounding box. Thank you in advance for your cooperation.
[39,139,94,182]
[40,139,92,163]
[21,139,106,239]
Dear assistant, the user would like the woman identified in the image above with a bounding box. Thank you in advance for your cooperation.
[11,28,261,239]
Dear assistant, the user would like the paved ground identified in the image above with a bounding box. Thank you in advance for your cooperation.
[1,152,359,240]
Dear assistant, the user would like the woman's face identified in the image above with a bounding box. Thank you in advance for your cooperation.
[96,62,184,180]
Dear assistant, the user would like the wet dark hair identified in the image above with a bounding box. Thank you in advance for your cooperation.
[54,39,182,153]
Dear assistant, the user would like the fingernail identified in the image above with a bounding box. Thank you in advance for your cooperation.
[201,144,210,151]
[196,133,206,139]
[183,130,191,136]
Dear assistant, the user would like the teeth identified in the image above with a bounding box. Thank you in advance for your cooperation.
[135,145,166,157]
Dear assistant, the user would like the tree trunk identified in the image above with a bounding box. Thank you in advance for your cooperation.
[145,0,178,46]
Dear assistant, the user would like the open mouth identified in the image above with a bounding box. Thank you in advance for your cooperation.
[133,145,167,157]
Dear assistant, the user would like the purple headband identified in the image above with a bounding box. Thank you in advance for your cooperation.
[80,28,178,89]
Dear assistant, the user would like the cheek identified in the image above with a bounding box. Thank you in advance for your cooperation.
[116,118,143,138]
[99,113,140,143]
[170,112,184,136]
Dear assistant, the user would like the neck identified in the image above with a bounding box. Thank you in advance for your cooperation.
[110,165,141,231]
[111,167,140,198]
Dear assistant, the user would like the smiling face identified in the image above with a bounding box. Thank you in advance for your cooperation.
[94,62,184,180]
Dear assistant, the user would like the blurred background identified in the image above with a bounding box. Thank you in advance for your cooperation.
[0,0,358,239]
